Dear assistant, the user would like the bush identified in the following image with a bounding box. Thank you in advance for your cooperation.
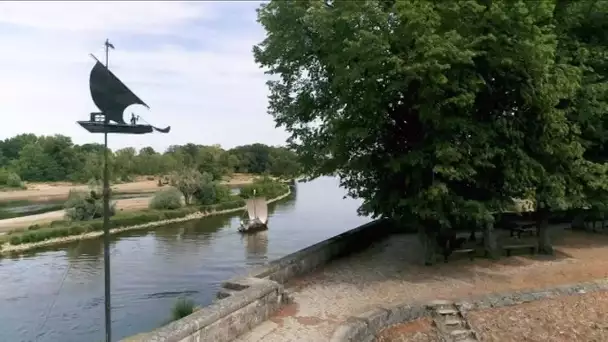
[194,182,232,206]
[64,189,116,221]
[171,297,195,321]
[240,177,288,200]
[149,188,183,210]
[6,172,24,188]
[0,169,25,189]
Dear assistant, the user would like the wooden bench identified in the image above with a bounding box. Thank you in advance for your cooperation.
[510,223,537,238]
[443,248,476,262]
[503,244,536,256]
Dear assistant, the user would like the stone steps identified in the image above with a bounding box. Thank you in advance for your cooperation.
[426,300,479,342]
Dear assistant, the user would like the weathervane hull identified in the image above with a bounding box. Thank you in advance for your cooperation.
[77,121,154,134]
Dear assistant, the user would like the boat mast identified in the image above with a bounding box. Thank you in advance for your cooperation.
[253,189,257,218]
[102,38,114,342]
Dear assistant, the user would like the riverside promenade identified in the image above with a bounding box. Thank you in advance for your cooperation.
[236,227,608,341]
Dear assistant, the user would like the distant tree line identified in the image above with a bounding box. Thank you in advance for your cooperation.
[0,133,301,184]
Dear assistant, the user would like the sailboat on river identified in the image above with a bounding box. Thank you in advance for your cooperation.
[238,191,269,233]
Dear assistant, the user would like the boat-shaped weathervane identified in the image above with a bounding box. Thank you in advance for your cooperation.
[78,42,170,134]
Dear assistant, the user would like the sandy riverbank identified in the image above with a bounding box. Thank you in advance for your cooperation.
[0,173,257,232]
[0,196,153,232]
[0,187,292,255]
[0,173,256,203]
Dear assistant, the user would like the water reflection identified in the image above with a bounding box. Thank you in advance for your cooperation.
[242,230,268,261]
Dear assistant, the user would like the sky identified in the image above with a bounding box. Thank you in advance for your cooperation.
[0,1,288,152]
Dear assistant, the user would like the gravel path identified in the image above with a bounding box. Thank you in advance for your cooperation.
[236,228,608,342]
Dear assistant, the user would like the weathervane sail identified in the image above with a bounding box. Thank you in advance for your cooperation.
[78,51,171,134]
[89,58,149,125]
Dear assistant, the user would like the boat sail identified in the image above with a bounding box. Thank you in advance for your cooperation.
[78,55,171,134]
[239,197,269,233]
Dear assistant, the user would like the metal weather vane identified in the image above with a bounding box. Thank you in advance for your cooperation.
[76,39,171,342]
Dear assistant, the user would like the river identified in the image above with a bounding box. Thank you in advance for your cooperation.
[0,177,370,342]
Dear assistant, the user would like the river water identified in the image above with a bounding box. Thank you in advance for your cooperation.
[0,177,370,342]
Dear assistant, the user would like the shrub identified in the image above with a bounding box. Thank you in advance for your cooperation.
[6,172,24,188]
[27,224,41,231]
[194,182,231,206]
[171,297,195,321]
[240,177,288,200]
[0,169,26,189]
[149,188,183,210]
[64,189,116,221]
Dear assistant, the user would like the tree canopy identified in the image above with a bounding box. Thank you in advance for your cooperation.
[0,133,301,184]
[254,0,608,237]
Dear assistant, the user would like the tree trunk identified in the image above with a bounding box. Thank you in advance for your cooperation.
[418,226,436,266]
[537,209,553,255]
[571,211,585,230]
[483,222,498,259]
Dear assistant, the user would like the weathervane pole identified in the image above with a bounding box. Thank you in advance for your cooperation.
[102,38,113,342]
[77,40,170,341]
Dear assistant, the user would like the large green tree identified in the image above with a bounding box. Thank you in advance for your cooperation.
[254,0,606,262]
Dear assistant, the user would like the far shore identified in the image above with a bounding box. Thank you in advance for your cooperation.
[0,173,256,203]
[0,187,292,255]
[0,196,153,232]
[0,173,257,232]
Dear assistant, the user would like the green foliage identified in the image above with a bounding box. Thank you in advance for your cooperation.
[253,0,608,238]
[229,144,300,178]
[149,187,183,210]
[169,169,205,205]
[170,297,195,321]
[6,172,24,188]
[239,177,288,200]
[0,134,300,184]
[64,188,116,221]
[0,168,25,189]
[193,172,232,205]
[200,198,246,213]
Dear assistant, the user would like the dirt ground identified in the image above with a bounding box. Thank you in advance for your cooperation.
[467,291,608,342]
[235,228,608,342]
[0,173,255,202]
[375,318,439,342]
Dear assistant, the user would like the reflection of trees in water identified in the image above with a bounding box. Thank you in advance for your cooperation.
[267,188,297,213]
[242,230,268,261]
[65,238,104,260]
[152,214,235,253]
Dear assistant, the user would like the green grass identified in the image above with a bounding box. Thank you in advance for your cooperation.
[170,297,196,321]
[0,204,64,220]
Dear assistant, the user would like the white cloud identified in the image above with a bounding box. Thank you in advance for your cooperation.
[0,2,215,33]
[0,1,287,152]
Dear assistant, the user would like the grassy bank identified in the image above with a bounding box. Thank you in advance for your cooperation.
[0,184,292,255]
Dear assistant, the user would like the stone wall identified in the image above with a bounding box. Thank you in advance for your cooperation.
[123,218,397,342]
[246,218,398,284]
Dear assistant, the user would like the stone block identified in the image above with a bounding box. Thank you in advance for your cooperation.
[330,318,369,342]
[384,304,427,327]
[355,307,389,335]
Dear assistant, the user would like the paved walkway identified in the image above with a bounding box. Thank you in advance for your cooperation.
[236,227,608,342]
